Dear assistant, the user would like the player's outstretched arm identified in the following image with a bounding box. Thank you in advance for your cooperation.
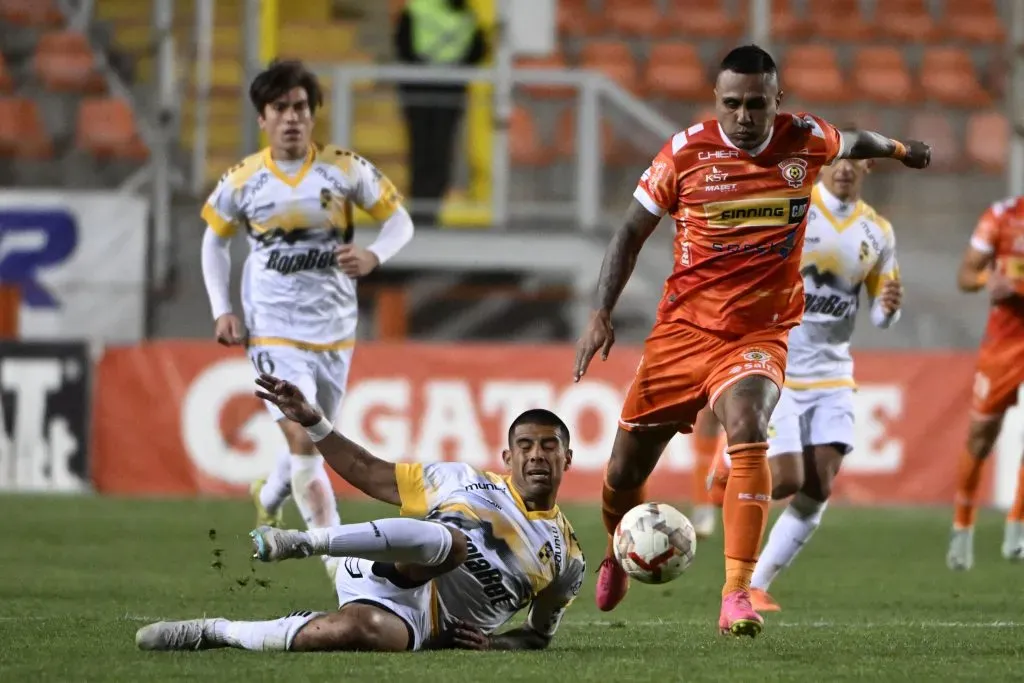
[840,130,930,169]
[254,374,401,506]
[957,244,993,293]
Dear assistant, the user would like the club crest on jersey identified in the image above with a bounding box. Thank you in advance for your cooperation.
[779,158,808,188]
[538,541,553,564]
[742,349,771,362]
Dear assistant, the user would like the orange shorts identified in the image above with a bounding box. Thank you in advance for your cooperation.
[971,348,1024,419]
[619,320,787,433]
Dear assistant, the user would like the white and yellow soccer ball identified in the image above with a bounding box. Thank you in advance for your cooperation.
[613,502,697,584]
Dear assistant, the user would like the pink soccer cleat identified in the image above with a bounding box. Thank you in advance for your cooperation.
[719,589,764,637]
[595,556,629,612]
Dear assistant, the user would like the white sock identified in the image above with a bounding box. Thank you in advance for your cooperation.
[305,518,454,565]
[259,450,293,513]
[751,492,827,591]
[291,454,341,530]
[209,611,324,651]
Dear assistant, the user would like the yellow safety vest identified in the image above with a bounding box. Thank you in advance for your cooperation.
[407,0,476,65]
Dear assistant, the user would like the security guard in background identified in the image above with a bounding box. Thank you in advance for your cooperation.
[394,0,486,227]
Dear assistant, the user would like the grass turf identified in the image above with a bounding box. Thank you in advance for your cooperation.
[0,496,1021,682]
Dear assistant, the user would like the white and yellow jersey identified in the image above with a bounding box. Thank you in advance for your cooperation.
[395,462,586,637]
[785,183,900,389]
[201,145,402,348]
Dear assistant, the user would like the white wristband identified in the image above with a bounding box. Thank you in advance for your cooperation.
[305,417,333,442]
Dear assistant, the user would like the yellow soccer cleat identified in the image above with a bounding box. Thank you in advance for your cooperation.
[249,479,284,529]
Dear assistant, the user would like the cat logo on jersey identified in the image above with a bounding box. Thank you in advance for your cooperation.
[538,541,553,564]
[779,158,808,188]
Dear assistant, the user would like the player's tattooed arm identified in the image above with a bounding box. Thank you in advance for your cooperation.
[841,130,931,169]
[254,374,401,505]
[594,199,661,314]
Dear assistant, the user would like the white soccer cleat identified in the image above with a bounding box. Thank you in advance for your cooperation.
[1001,521,1024,561]
[691,505,717,539]
[136,619,224,651]
[250,526,315,562]
[946,528,974,571]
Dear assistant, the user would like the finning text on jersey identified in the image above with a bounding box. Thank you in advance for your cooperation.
[702,196,810,229]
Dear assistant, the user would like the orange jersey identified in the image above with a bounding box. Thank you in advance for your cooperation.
[634,113,844,336]
[970,196,1024,353]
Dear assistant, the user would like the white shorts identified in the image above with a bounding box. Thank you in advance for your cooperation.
[334,557,435,651]
[767,387,855,457]
[248,345,354,422]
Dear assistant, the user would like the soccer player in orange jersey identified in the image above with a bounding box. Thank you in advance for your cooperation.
[947,196,1024,570]
[573,45,930,637]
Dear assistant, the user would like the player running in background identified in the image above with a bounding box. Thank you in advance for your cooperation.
[200,60,415,582]
[136,375,585,653]
[573,45,930,637]
[947,196,1024,570]
[690,408,724,539]
[707,150,903,611]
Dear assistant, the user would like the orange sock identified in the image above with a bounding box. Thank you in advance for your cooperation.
[691,433,723,506]
[721,442,771,596]
[953,450,987,530]
[601,472,646,556]
[1007,462,1024,523]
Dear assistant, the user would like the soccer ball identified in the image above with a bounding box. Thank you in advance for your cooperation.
[613,502,696,584]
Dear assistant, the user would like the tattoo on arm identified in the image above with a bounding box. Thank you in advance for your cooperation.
[595,200,661,313]
[842,130,898,160]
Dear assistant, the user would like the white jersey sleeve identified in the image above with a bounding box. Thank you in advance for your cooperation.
[200,174,243,239]
[342,151,403,222]
[395,461,478,518]
[865,220,900,299]
[525,552,585,637]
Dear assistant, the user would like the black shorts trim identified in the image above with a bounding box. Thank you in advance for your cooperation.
[346,599,416,651]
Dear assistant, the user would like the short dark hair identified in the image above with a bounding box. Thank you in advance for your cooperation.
[508,409,570,447]
[249,59,324,115]
[719,44,777,76]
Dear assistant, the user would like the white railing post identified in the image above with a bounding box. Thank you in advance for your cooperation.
[191,0,214,196]
[576,74,600,232]
[490,0,514,229]
[749,0,771,51]
[151,0,175,287]
[331,66,353,149]
[241,0,261,155]
[1008,0,1024,196]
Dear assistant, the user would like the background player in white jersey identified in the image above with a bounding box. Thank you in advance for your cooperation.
[708,152,902,612]
[200,60,415,581]
[136,374,585,653]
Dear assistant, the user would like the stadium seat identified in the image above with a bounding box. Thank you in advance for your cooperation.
[509,106,551,166]
[558,0,605,37]
[807,0,874,41]
[0,0,62,26]
[905,111,959,172]
[852,47,916,104]
[75,97,148,160]
[781,45,849,104]
[33,31,106,93]
[579,42,639,94]
[278,22,358,61]
[875,0,942,43]
[766,0,808,40]
[643,43,708,102]
[0,54,12,93]
[965,111,1008,173]
[0,97,53,159]
[606,0,667,37]
[515,52,575,99]
[920,48,991,107]
[943,0,1005,44]
[668,0,743,39]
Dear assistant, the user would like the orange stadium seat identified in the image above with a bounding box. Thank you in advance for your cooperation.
[75,97,148,160]
[781,45,849,104]
[807,0,874,41]
[966,111,1009,173]
[875,0,942,43]
[34,31,105,93]
[920,48,991,107]
[852,47,916,104]
[643,43,708,102]
[0,98,53,159]
[905,111,959,172]
[668,0,743,39]
[509,106,551,167]
[558,0,605,37]
[606,0,667,37]
[0,54,12,93]
[944,0,1005,44]
[0,0,62,26]
[515,52,575,99]
[766,0,808,41]
[579,41,639,93]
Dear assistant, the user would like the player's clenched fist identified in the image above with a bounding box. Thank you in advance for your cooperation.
[573,310,615,382]
[335,244,380,278]
[879,279,903,315]
[254,374,321,426]
[900,140,931,169]
[214,313,246,346]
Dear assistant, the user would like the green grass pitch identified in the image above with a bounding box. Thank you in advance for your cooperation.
[1,496,1022,681]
